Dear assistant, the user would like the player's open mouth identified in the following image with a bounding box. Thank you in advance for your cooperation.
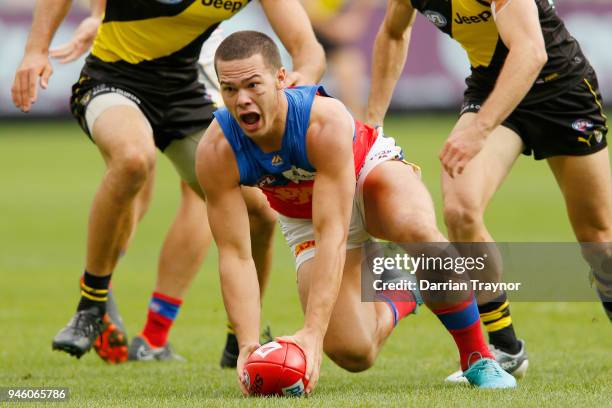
[239,112,261,131]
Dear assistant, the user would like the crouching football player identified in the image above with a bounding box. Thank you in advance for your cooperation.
[196,31,517,394]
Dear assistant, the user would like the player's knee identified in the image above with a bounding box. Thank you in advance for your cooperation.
[385,219,440,243]
[443,201,483,237]
[574,219,612,243]
[112,150,155,188]
[325,345,376,373]
[403,220,442,243]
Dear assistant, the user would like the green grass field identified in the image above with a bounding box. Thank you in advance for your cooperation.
[0,116,610,407]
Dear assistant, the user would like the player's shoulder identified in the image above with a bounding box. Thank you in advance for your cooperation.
[310,93,351,125]
[306,95,354,158]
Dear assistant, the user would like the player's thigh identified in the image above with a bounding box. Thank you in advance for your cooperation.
[363,160,442,242]
[88,95,156,167]
[164,129,206,198]
[547,148,612,242]
[442,113,523,216]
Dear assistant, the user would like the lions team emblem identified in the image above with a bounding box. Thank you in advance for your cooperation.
[282,166,315,183]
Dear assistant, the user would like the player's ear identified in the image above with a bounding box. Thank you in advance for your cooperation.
[276,67,286,89]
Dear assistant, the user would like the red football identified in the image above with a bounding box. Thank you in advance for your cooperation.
[243,339,308,397]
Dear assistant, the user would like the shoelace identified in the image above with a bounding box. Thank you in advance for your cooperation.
[465,354,504,381]
[474,360,503,377]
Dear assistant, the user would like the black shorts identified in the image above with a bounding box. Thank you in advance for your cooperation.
[461,69,608,160]
[70,58,216,151]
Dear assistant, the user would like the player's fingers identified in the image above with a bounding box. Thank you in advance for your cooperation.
[305,350,314,379]
[306,364,318,394]
[276,336,298,346]
[237,371,249,396]
[284,73,297,87]
[455,160,465,176]
[285,72,304,87]
[60,48,82,64]
[304,349,316,392]
[443,150,459,177]
[20,70,32,111]
[28,68,39,103]
[49,42,74,59]
[439,145,454,175]
[447,150,464,178]
[41,65,53,89]
[439,140,452,165]
[455,152,473,176]
[11,75,21,108]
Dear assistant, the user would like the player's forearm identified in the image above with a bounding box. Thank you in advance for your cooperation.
[366,26,412,126]
[219,254,261,347]
[476,45,547,134]
[303,234,346,337]
[261,0,326,83]
[287,43,326,84]
[25,0,72,53]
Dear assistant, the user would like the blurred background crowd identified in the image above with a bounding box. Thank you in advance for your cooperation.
[1,0,610,118]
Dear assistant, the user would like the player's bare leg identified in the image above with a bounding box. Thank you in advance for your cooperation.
[441,117,520,304]
[296,248,396,372]
[129,181,212,360]
[95,161,157,363]
[442,114,522,248]
[441,115,528,377]
[441,114,528,373]
[86,106,157,278]
[362,159,515,387]
[156,182,212,299]
[547,148,612,321]
[132,179,275,363]
[53,105,156,359]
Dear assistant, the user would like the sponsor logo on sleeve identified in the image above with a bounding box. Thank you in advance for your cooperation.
[424,11,448,28]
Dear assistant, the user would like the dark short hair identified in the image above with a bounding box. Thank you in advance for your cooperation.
[214,30,282,73]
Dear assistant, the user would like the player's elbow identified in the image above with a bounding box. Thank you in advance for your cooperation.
[521,41,548,70]
[533,45,548,69]
[312,42,326,76]
[381,24,410,43]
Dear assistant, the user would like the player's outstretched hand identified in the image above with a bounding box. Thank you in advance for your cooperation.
[236,342,260,396]
[278,328,324,395]
[50,16,101,64]
[11,51,53,112]
[439,122,488,177]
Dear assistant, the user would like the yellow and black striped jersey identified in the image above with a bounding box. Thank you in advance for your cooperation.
[84,0,250,91]
[411,0,590,104]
